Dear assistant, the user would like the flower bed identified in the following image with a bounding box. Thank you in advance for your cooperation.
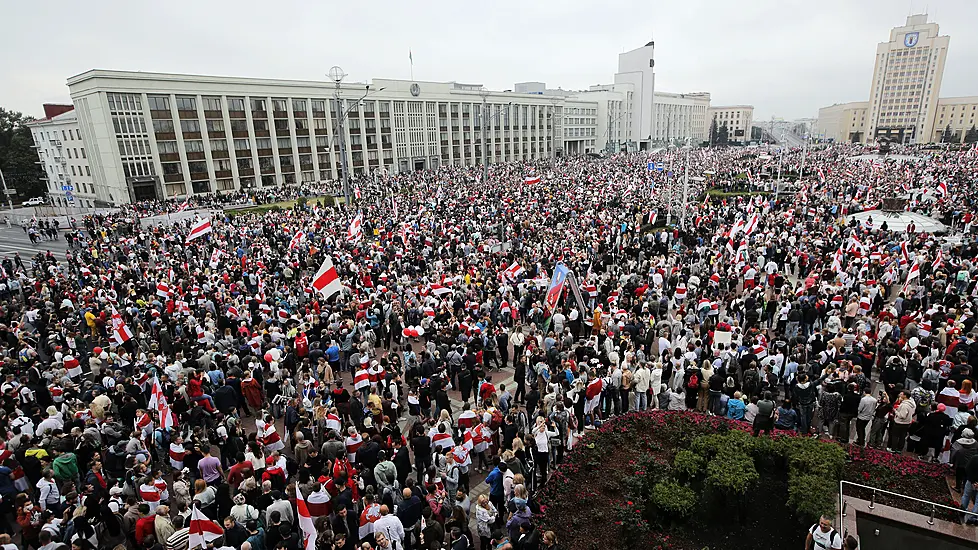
[537,411,952,550]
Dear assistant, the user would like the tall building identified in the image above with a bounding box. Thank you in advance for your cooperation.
[25,105,97,209]
[651,92,711,144]
[66,70,566,203]
[614,41,656,149]
[817,101,869,143]
[707,105,754,145]
[865,14,950,144]
[578,85,630,153]
[561,98,598,155]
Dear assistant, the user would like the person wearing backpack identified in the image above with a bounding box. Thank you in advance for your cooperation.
[683,365,702,410]
[805,515,843,549]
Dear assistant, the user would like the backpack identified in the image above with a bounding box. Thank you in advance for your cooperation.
[687,372,700,390]
[490,409,504,429]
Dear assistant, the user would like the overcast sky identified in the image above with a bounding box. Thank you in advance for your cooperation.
[3,0,976,121]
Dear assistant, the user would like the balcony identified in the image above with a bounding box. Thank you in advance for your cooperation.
[204,110,222,119]
[228,110,246,119]
[186,152,206,161]
[215,170,232,178]
[231,130,250,138]
[159,153,180,162]
[211,150,230,159]
[238,168,255,176]
[155,132,176,141]
[163,173,184,183]
[273,111,288,118]
[178,110,198,120]
[252,110,267,119]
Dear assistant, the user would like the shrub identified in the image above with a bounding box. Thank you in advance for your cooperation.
[296,196,308,208]
[785,438,845,479]
[673,450,705,479]
[787,474,838,525]
[706,449,758,495]
[652,480,698,519]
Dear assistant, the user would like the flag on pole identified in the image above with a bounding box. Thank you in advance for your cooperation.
[311,256,343,298]
[524,175,541,185]
[186,218,212,243]
[295,485,318,550]
[188,505,224,550]
[177,198,191,212]
[831,245,844,273]
[504,263,525,280]
[111,306,133,345]
[347,211,363,242]
[289,230,305,250]
[901,258,921,295]
[354,186,362,200]
[645,211,658,225]
[933,248,944,270]
[936,181,948,197]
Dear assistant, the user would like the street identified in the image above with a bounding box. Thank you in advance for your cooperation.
[0,223,72,264]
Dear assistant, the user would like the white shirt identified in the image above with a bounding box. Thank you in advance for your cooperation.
[809,525,842,549]
[373,514,406,543]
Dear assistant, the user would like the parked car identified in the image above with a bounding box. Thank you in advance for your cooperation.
[24,197,45,206]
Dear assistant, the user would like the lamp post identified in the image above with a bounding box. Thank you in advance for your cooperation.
[549,96,561,164]
[680,138,691,229]
[480,88,489,183]
[328,66,385,208]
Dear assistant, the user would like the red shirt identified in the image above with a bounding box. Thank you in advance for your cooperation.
[135,515,156,547]
[227,461,253,488]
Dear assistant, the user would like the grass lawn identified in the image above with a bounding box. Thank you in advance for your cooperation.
[225,195,339,216]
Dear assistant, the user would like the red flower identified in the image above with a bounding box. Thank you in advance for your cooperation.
[627,501,633,505]
[861,471,870,481]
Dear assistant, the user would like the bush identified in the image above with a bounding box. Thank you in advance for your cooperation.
[652,480,698,519]
[787,474,838,525]
[785,438,846,479]
[706,449,759,496]
[673,450,705,479]
[296,196,308,208]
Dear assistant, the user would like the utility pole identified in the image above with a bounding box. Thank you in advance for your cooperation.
[480,88,489,183]
[666,151,674,226]
[775,124,785,201]
[680,138,690,229]
[328,66,351,208]
[0,167,14,212]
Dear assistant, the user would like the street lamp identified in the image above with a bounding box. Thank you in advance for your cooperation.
[328,66,386,207]
[478,87,511,183]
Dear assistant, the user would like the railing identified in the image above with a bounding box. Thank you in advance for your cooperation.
[839,480,976,529]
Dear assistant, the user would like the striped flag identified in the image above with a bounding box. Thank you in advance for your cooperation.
[295,485,318,550]
[156,281,170,297]
[933,248,944,270]
[111,306,133,345]
[504,263,525,280]
[347,211,363,242]
[311,256,343,298]
[188,505,224,550]
[177,198,191,212]
[289,230,305,250]
[186,218,212,243]
[936,181,948,197]
[524,175,541,185]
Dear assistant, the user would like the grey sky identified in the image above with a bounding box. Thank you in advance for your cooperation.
[2,0,976,121]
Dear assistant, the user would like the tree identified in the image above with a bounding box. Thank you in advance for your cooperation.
[0,108,45,199]
[965,125,978,144]
[940,124,954,144]
[717,123,729,146]
[709,119,718,147]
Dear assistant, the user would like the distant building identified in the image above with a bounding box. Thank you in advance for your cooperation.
[708,105,754,145]
[817,101,869,143]
[652,92,711,144]
[931,96,978,143]
[25,105,96,209]
[614,41,656,149]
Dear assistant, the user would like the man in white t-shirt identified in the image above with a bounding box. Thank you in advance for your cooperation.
[805,515,842,549]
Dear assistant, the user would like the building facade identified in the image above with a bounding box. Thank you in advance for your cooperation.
[652,92,711,145]
[865,14,950,144]
[561,99,597,155]
[25,105,97,209]
[817,101,869,143]
[708,105,754,145]
[66,70,565,203]
[614,42,656,149]
[931,96,978,143]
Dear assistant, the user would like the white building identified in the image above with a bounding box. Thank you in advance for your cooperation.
[708,105,754,145]
[866,14,950,144]
[561,99,597,155]
[614,41,656,149]
[932,96,978,143]
[578,85,631,153]
[25,105,97,209]
[817,101,869,143]
[66,70,566,203]
[651,92,711,145]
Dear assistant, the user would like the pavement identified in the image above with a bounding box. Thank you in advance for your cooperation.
[0,224,72,264]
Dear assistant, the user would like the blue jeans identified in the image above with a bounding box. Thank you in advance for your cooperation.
[798,404,815,435]
[633,392,648,411]
[962,481,978,522]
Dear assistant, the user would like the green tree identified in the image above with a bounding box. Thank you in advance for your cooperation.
[965,125,978,144]
[0,108,45,199]
[718,123,729,146]
[709,119,718,147]
[940,124,954,144]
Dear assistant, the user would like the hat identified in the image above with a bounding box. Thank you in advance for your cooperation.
[964,428,975,439]
[109,486,124,496]
[46,406,58,416]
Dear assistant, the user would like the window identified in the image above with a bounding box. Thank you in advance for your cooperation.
[148,96,170,111]
[228,98,245,111]
[210,139,228,151]
[380,102,390,114]
[188,161,207,174]
[184,140,204,153]
[277,137,292,148]
[274,119,289,131]
[316,136,328,147]
[71,166,76,176]
[292,99,307,112]
[259,157,274,170]
[312,100,326,113]
[237,157,252,169]
[279,155,293,167]
[233,139,251,150]
[295,118,308,130]
[230,119,248,132]
[192,180,211,193]
[180,119,200,133]
[175,96,197,111]
[314,119,329,130]
[85,166,90,176]
[153,119,174,133]
[202,97,222,111]
[253,120,269,131]
[206,119,224,132]
[158,141,179,154]
[296,137,310,148]
[215,159,232,171]
[272,99,287,112]
[161,162,182,175]
[67,149,73,159]
[256,138,272,149]
[251,98,266,111]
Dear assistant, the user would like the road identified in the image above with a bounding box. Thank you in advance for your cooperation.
[0,225,72,264]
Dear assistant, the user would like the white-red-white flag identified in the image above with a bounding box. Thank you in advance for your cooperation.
[311,256,343,298]
[177,198,191,212]
[111,306,133,345]
[347,211,363,242]
[186,218,212,243]
[188,504,224,550]
[289,230,305,250]
[295,485,318,550]
[504,263,525,280]
[156,281,170,297]
[525,175,541,185]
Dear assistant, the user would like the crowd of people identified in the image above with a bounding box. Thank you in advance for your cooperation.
[0,141,978,550]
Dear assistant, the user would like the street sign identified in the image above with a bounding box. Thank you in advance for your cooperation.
[65,191,74,202]
[647,161,654,171]
[3,189,16,195]
[656,163,664,172]
[61,184,73,192]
